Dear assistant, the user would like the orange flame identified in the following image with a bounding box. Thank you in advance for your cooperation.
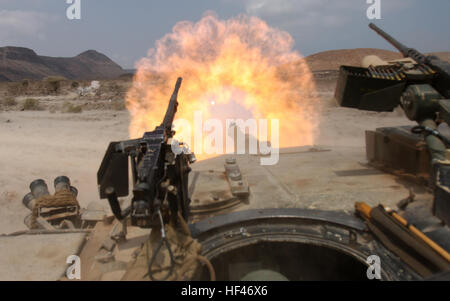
[126,13,319,159]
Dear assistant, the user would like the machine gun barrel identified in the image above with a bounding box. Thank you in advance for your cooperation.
[369,23,427,64]
[369,23,409,55]
[162,77,182,136]
[369,23,450,98]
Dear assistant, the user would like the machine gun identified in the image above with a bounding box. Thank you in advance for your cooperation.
[335,24,450,224]
[97,77,196,229]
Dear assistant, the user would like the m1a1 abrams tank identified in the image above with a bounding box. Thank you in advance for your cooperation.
[2,24,448,282]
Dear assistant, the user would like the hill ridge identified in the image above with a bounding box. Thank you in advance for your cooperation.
[0,46,125,82]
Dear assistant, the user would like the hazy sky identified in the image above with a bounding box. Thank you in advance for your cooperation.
[0,0,449,68]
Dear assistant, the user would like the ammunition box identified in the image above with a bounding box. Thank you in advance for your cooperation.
[365,126,431,177]
[335,66,405,112]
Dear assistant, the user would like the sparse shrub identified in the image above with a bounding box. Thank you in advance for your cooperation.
[22,98,42,111]
[68,105,82,113]
[62,102,83,113]
[109,82,120,91]
[22,79,30,88]
[2,97,17,107]
[71,81,80,88]
[7,82,22,96]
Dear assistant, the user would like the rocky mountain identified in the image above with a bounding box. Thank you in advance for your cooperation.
[0,47,125,82]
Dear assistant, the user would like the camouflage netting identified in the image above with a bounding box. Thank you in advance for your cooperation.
[31,189,80,229]
[122,217,211,281]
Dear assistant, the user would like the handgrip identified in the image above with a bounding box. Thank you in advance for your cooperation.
[105,186,125,220]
